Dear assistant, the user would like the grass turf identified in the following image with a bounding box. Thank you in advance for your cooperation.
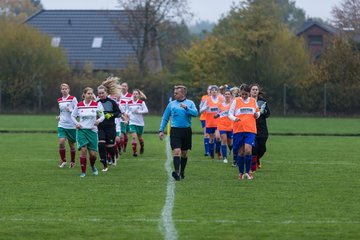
[1,115,360,135]
[0,131,359,239]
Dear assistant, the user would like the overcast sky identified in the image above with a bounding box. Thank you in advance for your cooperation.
[40,0,342,23]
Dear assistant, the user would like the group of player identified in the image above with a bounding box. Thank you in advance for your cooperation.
[56,77,148,177]
[199,83,270,180]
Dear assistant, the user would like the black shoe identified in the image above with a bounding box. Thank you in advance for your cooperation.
[140,147,144,154]
[100,159,107,168]
[171,171,180,181]
[180,172,185,179]
[133,152,138,157]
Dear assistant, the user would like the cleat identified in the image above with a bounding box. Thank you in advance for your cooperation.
[223,158,228,163]
[69,162,75,168]
[171,171,180,181]
[59,161,67,168]
[217,153,222,160]
[102,167,108,172]
[232,161,237,167]
[238,173,244,180]
[204,153,209,157]
[246,172,254,180]
[180,172,185,180]
[92,167,99,176]
[133,152,138,157]
[80,173,86,178]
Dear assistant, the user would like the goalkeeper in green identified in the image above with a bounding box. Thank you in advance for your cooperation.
[97,85,122,172]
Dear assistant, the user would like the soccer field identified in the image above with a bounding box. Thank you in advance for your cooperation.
[0,116,359,239]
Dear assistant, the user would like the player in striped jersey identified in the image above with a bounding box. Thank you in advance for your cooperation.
[119,82,133,152]
[126,89,149,157]
[71,87,105,178]
[57,83,78,168]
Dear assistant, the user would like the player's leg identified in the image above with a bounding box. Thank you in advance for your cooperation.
[220,131,228,163]
[215,129,222,160]
[57,127,67,167]
[67,129,77,168]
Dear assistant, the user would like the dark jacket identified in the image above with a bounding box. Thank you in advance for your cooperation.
[256,97,270,137]
[97,97,121,128]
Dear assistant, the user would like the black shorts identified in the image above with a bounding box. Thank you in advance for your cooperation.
[170,127,192,150]
[98,127,116,145]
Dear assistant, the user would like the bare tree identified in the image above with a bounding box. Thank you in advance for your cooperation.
[114,0,192,78]
[332,0,360,37]
[0,0,42,23]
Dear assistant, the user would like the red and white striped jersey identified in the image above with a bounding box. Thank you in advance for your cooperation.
[71,100,104,132]
[57,95,78,129]
[119,92,132,122]
[126,99,148,126]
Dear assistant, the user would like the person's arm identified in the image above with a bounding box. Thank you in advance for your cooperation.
[199,99,208,114]
[228,99,238,121]
[112,99,122,118]
[71,105,80,127]
[137,101,149,114]
[263,101,270,118]
[96,102,105,125]
[159,103,171,132]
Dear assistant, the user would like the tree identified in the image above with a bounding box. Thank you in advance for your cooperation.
[0,21,69,112]
[332,0,360,37]
[113,0,192,78]
[174,0,310,111]
[0,0,42,23]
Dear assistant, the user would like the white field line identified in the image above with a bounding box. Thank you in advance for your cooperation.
[158,136,178,240]
[0,217,358,225]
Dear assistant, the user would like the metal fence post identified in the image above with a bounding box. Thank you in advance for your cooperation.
[324,83,327,116]
[283,83,287,116]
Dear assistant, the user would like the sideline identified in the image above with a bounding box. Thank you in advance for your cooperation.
[158,136,178,240]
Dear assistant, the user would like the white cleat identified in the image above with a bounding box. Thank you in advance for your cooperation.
[59,161,67,168]
[102,167,108,172]
[223,158,228,163]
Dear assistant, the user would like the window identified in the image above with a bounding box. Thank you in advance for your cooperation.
[308,35,323,45]
[92,37,103,48]
[51,37,61,47]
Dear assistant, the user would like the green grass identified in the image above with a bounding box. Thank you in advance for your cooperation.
[0,133,359,239]
[0,115,360,239]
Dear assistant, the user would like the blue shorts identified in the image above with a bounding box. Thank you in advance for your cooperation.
[219,130,233,139]
[206,127,217,134]
[200,120,206,128]
[233,132,256,148]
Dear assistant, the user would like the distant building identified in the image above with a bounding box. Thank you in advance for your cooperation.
[297,19,337,61]
[25,10,162,72]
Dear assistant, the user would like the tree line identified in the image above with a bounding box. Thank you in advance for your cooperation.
[0,0,360,115]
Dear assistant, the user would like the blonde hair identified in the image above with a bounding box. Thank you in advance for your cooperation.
[133,89,147,100]
[82,87,94,100]
[60,83,70,90]
[174,85,187,95]
[102,77,122,97]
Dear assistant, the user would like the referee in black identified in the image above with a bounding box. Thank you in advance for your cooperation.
[159,85,199,181]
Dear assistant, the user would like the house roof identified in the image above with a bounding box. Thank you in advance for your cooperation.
[25,10,137,70]
[296,20,337,36]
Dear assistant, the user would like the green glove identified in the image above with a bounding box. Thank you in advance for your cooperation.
[105,113,113,119]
